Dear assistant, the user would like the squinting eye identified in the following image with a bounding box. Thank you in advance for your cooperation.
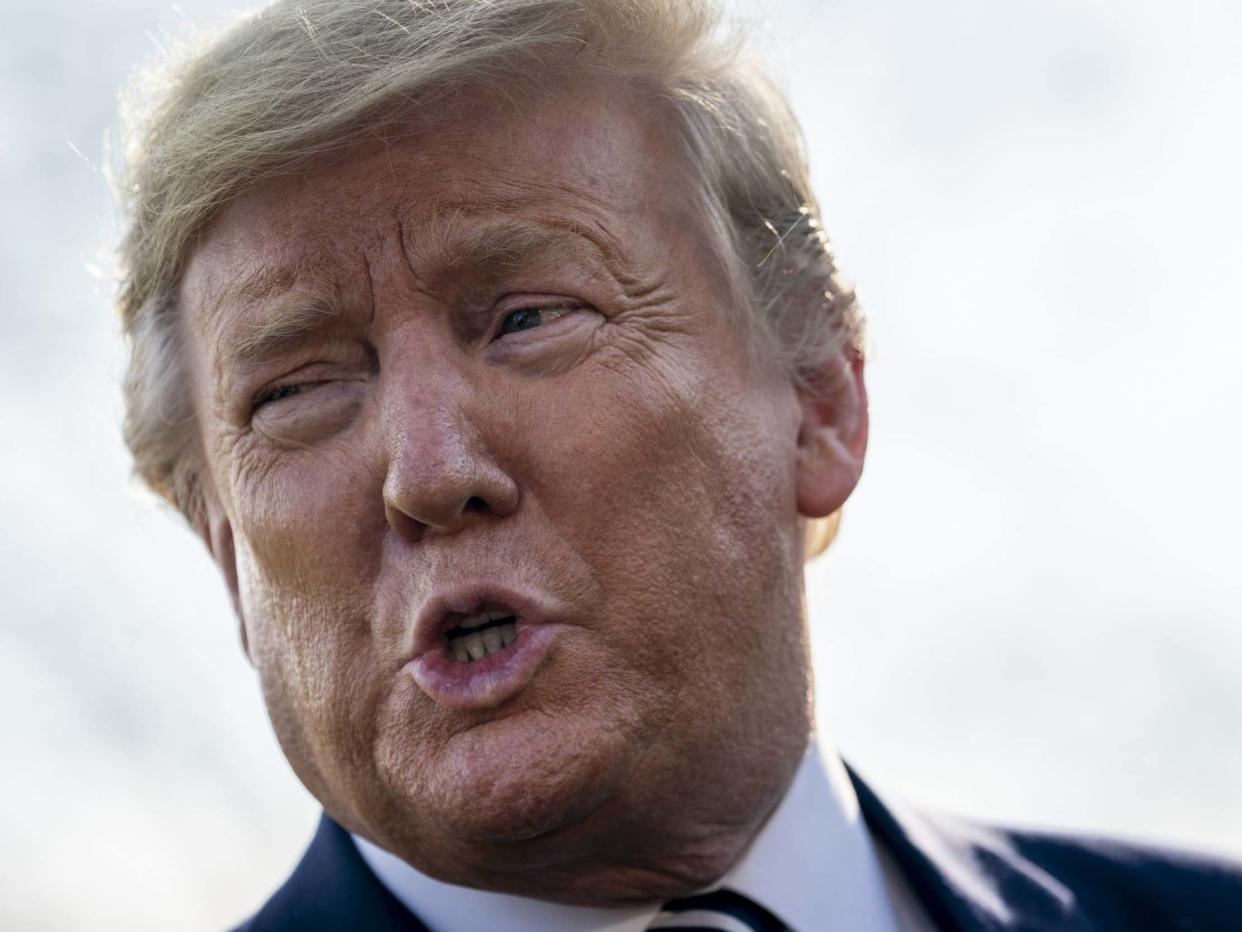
[498,306,572,336]
[253,383,304,410]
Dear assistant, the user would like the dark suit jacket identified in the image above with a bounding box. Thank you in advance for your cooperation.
[235,768,1242,931]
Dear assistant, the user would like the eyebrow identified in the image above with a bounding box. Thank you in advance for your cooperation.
[210,215,622,374]
[226,296,341,365]
[406,212,622,292]
[208,255,345,375]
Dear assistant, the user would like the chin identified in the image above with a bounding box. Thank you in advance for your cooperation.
[434,766,614,848]
[376,704,635,852]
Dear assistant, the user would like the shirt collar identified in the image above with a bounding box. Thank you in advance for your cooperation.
[353,737,904,932]
[722,740,903,932]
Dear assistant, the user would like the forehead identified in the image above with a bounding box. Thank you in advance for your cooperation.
[180,81,692,325]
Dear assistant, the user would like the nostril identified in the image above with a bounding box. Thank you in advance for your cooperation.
[464,495,488,514]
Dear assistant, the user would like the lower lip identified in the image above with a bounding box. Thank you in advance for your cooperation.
[403,623,562,711]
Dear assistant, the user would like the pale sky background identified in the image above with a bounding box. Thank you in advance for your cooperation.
[1,0,1239,928]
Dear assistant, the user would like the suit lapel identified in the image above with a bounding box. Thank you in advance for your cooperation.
[846,764,1087,932]
[241,815,431,931]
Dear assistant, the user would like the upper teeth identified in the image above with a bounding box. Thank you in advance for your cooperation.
[445,610,519,663]
[449,620,517,663]
[457,610,514,631]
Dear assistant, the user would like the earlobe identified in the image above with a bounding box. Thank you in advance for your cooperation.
[794,349,869,519]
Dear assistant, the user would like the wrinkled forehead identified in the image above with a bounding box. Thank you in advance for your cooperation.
[178,80,696,331]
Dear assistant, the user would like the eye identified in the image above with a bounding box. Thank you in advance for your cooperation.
[497,305,575,336]
[252,382,307,411]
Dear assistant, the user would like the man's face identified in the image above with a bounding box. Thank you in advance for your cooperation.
[180,82,835,901]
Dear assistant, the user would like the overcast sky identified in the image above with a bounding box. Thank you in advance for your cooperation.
[2,0,1239,928]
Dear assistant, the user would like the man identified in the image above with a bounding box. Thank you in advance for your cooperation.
[115,1,1240,929]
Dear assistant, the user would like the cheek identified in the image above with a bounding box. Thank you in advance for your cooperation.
[228,443,389,768]
[230,440,386,593]
[536,350,795,573]
[555,355,806,768]
[236,529,394,812]
[521,346,801,669]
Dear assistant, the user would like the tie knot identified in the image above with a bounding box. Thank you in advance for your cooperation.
[649,888,790,932]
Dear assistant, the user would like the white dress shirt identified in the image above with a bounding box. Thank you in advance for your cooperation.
[353,738,934,931]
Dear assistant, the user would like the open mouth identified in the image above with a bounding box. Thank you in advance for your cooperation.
[405,584,561,709]
[443,607,519,663]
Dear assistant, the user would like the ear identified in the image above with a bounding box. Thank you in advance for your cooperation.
[795,348,869,519]
[195,490,252,664]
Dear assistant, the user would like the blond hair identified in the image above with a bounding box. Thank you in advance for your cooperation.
[116,0,862,554]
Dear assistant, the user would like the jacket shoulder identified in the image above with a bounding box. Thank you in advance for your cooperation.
[1005,826,1242,931]
[232,815,428,932]
[847,764,1242,932]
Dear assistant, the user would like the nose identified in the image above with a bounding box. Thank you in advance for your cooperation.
[382,397,520,540]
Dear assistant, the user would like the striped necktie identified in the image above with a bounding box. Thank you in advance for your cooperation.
[648,888,791,931]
